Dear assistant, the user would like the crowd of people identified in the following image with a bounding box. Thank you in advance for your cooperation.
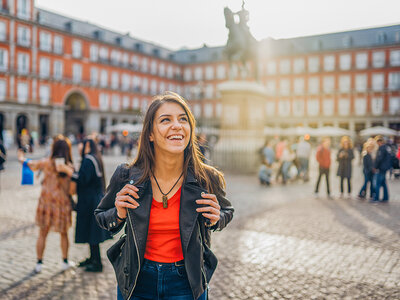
[259,135,400,203]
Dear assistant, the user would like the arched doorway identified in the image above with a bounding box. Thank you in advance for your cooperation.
[64,91,88,140]
[15,114,28,143]
[39,114,49,145]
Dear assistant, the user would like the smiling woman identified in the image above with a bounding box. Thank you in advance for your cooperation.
[95,91,234,300]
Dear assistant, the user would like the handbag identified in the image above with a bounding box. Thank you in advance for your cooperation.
[21,159,34,185]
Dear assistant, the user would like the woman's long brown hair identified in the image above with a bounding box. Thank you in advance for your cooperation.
[130,92,225,194]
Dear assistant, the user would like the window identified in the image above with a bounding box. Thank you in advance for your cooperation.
[39,32,51,52]
[53,36,63,54]
[355,52,368,69]
[389,97,400,115]
[111,50,121,65]
[323,55,335,71]
[338,98,350,116]
[17,52,29,74]
[205,66,214,80]
[99,93,110,111]
[150,80,157,95]
[90,67,98,86]
[122,96,130,110]
[72,40,82,58]
[184,68,192,81]
[131,55,139,70]
[372,73,384,91]
[279,79,290,96]
[323,76,334,93]
[132,97,140,110]
[371,97,383,115]
[339,54,351,70]
[168,83,175,92]
[372,51,385,68]
[308,56,320,73]
[17,82,28,103]
[111,72,119,89]
[216,103,222,117]
[194,67,203,81]
[278,100,290,116]
[39,57,50,78]
[122,74,130,91]
[133,76,140,92]
[267,61,277,75]
[293,99,305,116]
[159,63,165,77]
[39,85,50,105]
[307,99,319,116]
[17,26,30,46]
[17,0,30,19]
[100,70,108,87]
[339,75,351,92]
[279,59,291,74]
[323,98,334,116]
[72,64,82,83]
[142,78,148,94]
[294,78,304,95]
[0,22,6,41]
[192,104,201,118]
[204,103,213,118]
[355,74,367,92]
[141,58,148,72]
[266,80,276,95]
[122,53,129,67]
[167,65,174,79]
[217,65,226,79]
[151,60,157,75]
[99,47,108,61]
[111,94,120,112]
[293,58,305,74]
[266,102,275,116]
[389,72,400,90]
[141,99,148,114]
[0,48,8,71]
[53,60,63,80]
[308,77,319,94]
[205,85,214,99]
[354,98,367,116]
[390,50,400,66]
[90,45,98,61]
[0,79,6,101]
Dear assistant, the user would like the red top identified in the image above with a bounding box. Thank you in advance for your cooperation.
[316,145,331,168]
[144,187,184,263]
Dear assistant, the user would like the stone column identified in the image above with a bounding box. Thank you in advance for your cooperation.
[50,105,65,136]
[213,81,267,173]
[86,110,100,134]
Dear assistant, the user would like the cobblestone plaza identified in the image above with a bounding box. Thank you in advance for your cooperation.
[0,148,399,299]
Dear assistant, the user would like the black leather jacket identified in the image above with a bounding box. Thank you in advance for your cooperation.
[94,164,234,300]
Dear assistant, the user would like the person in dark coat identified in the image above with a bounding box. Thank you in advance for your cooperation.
[372,135,392,203]
[0,140,6,171]
[57,138,111,272]
[358,138,376,200]
[336,136,355,198]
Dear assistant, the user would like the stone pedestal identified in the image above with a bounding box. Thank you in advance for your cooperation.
[213,81,267,173]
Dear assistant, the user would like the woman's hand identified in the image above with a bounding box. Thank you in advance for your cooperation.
[115,184,140,220]
[196,193,220,227]
[56,163,74,177]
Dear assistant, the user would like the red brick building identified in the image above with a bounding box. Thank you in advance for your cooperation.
[0,0,399,145]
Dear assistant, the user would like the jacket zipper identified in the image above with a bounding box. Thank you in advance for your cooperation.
[197,220,208,291]
[126,211,141,300]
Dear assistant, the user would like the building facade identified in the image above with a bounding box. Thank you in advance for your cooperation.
[0,0,399,145]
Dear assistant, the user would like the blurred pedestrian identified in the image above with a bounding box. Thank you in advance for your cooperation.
[372,135,392,203]
[358,138,377,200]
[94,92,234,300]
[336,136,355,199]
[0,139,6,171]
[17,135,75,273]
[57,138,112,272]
[296,136,311,181]
[280,143,295,184]
[314,137,332,198]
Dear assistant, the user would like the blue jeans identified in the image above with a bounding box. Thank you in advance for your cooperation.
[374,172,389,201]
[117,259,207,300]
[358,173,374,198]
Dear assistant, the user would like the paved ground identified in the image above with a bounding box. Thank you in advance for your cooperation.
[0,146,399,299]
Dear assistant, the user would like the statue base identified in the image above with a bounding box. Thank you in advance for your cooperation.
[212,81,267,173]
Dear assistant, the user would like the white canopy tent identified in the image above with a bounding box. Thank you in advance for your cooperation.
[359,126,398,137]
[311,126,354,137]
[105,123,143,134]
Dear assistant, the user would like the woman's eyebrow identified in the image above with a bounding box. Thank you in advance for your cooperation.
[158,113,187,119]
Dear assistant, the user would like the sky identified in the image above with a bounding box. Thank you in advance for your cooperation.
[36,0,400,50]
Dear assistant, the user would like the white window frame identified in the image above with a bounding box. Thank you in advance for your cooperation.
[0,48,8,71]
[308,56,320,73]
[307,99,319,116]
[323,76,335,93]
[323,98,334,116]
[17,81,28,103]
[308,77,319,95]
[355,74,367,92]
[293,58,305,74]
[355,52,368,69]
[100,70,108,87]
[372,51,385,68]
[17,26,30,47]
[39,84,50,106]
[90,44,98,62]
[217,65,226,79]
[111,72,119,89]
[388,72,400,91]
[18,52,29,74]
[293,99,305,116]
[0,22,6,41]
[53,36,63,54]
[72,40,82,58]
[355,98,367,116]
[122,74,130,91]
[371,97,383,115]
[205,66,214,80]
[72,63,82,83]
[339,75,351,93]
[17,0,31,19]
[39,32,52,52]
[279,79,290,96]
[0,79,6,101]
[372,73,384,91]
[279,59,291,74]
[323,55,335,72]
[389,97,400,115]
[390,50,400,67]
[338,98,350,116]
[99,93,110,111]
[339,54,351,71]
[53,60,63,80]
[90,67,98,86]
[267,61,277,75]
[39,57,50,78]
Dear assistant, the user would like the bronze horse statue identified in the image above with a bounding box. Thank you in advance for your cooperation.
[223,6,259,81]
